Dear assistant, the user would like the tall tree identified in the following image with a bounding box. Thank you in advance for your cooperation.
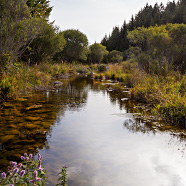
[62,29,89,62]
[88,43,108,63]
[0,0,44,62]
[22,24,66,63]
[119,21,129,51]
[128,15,135,31]
[107,26,120,51]
[101,35,108,47]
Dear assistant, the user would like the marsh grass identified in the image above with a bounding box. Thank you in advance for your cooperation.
[102,61,186,127]
[0,62,84,100]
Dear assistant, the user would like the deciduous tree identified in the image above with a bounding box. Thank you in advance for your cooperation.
[0,0,45,62]
[88,43,108,63]
[61,29,89,62]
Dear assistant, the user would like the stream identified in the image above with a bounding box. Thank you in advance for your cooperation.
[1,76,186,186]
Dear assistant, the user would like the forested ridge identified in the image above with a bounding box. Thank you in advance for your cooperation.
[1,0,186,68]
[101,0,186,53]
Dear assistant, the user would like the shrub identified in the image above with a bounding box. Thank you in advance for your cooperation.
[0,78,12,99]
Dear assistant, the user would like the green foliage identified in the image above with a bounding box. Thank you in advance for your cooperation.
[88,43,109,63]
[22,24,66,63]
[56,166,68,186]
[98,64,107,72]
[0,54,10,68]
[61,29,89,63]
[26,0,53,19]
[101,0,186,54]
[127,24,186,74]
[109,50,123,63]
[106,27,120,51]
[0,0,46,61]
[0,78,12,99]
[101,23,129,52]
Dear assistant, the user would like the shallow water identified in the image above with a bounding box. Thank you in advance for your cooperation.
[1,76,186,186]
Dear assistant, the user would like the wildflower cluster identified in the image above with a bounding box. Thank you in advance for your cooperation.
[0,153,47,186]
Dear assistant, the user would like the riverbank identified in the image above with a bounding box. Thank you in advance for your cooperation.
[98,62,186,128]
[0,62,90,101]
[1,61,186,128]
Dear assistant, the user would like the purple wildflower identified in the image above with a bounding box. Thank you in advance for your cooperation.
[13,168,19,174]
[29,180,34,184]
[17,163,22,169]
[10,184,14,186]
[29,154,33,159]
[20,156,25,160]
[20,170,25,177]
[24,153,28,157]
[34,170,38,177]
[38,154,42,160]
[36,177,41,181]
[11,162,17,167]
[25,157,29,161]
[37,160,43,171]
[1,172,6,179]
[63,165,68,168]
[29,170,41,184]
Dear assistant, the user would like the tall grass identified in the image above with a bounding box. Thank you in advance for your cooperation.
[0,62,83,100]
[102,61,186,127]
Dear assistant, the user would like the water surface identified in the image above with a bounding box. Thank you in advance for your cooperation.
[1,76,186,186]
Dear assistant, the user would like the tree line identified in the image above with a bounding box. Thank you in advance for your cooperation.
[1,0,186,67]
[101,0,186,53]
[0,0,119,65]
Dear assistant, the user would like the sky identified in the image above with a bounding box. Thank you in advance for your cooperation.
[49,0,173,44]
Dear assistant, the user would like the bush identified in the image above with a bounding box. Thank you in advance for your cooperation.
[98,64,107,72]
[0,78,12,99]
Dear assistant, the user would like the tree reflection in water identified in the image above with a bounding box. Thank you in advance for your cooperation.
[1,75,186,176]
[0,76,89,172]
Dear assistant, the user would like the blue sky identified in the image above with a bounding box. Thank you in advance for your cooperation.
[50,0,174,44]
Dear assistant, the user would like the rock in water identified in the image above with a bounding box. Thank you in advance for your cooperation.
[54,81,63,86]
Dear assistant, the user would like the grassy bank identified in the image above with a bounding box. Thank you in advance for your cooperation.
[100,62,186,128]
[0,62,90,101]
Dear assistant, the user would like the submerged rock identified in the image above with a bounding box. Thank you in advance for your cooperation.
[2,102,14,108]
[26,104,43,111]
[25,116,41,121]
[16,98,27,102]
[1,135,17,143]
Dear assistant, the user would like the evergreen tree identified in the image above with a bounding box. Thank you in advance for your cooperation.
[100,0,186,55]
[119,21,129,51]
[101,35,108,47]
[107,26,120,51]
[128,15,135,31]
